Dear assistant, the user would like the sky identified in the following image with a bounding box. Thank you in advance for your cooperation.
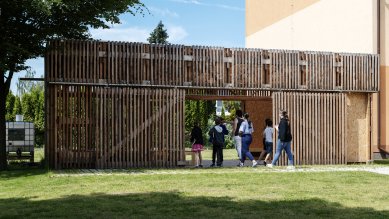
[10,0,245,94]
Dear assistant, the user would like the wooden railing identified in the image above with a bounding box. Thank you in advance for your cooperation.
[46,40,379,92]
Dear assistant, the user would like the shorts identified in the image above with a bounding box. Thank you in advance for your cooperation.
[265,141,273,153]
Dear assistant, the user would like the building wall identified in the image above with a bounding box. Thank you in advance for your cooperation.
[246,0,388,157]
[246,0,377,53]
[379,0,389,153]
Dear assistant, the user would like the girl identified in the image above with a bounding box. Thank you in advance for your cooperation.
[190,122,204,167]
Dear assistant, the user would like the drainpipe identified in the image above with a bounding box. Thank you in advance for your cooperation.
[377,0,381,160]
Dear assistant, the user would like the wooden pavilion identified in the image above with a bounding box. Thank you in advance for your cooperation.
[45,40,379,169]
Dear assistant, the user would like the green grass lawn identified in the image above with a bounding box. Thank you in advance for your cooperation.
[186,148,238,160]
[1,166,389,218]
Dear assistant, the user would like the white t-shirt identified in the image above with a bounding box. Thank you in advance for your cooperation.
[239,120,254,135]
[263,127,273,143]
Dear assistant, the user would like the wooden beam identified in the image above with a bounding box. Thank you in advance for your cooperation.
[186,95,272,101]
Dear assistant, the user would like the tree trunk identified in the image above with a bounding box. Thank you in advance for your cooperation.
[0,89,8,170]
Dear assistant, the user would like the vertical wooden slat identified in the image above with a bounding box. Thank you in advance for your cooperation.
[129,88,134,167]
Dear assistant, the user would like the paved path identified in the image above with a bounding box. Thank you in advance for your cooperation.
[53,160,389,177]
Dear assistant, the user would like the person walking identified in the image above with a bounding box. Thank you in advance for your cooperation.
[232,110,244,166]
[239,113,257,167]
[257,119,273,165]
[190,122,204,168]
[209,117,228,167]
[267,110,295,169]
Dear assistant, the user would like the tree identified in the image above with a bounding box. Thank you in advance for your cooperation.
[13,97,22,118]
[16,69,36,96]
[0,0,145,170]
[5,92,16,122]
[147,21,169,44]
[185,100,215,147]
[21,83,45,147]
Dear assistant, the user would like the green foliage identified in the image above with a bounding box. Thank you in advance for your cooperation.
[5,92,16,121]
[13,97,22,116]
[21,83,45,147]
[17,71,45,147]
[17,69,37,95]
[185,100,215,133]
[223,123,234,149]
[218,101,241,122]
[223,101,240,112]
[185,101,241,149]
[147,21,169,44]
[221,106,225,118]
[185,100,215,147]
[226,108,236,122]
[0,0,146,170]
[0,0,145,76]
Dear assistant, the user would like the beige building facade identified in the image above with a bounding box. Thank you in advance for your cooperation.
[246,0,389,160]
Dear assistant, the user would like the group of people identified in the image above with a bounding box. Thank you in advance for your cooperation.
[189,109,295,169]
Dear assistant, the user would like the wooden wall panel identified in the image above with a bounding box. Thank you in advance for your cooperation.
[272,92,347,165]
[244,99,273,152]
[46,86,185,169]
[346,93,369,162]
[46,40,379,93]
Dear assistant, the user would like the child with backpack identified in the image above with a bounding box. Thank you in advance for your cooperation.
[208,117,229,167]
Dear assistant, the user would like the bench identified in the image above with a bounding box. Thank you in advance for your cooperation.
[185,150,196,166]
[177,150,196,167]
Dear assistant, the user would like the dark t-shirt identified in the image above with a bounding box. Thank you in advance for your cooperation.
[278,118,292,142]
[190,126,204,145]
[234,118,244,136]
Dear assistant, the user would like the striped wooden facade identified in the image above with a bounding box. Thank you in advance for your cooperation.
[46,86,185,169]
[273,92,347,165]
[45,40,379,169]
[46,40,379,92]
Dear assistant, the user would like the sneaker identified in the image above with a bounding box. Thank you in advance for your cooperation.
[199,164,203,168]
[252,160,258,167]
[239,162,244,167]
[210,163,215,167]
[287,165,295,170]
[216,164,223,168]
[266,163,273,168]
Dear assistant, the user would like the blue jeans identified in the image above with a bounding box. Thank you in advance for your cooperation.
[271,139,294,166]
[241,134,254,162]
